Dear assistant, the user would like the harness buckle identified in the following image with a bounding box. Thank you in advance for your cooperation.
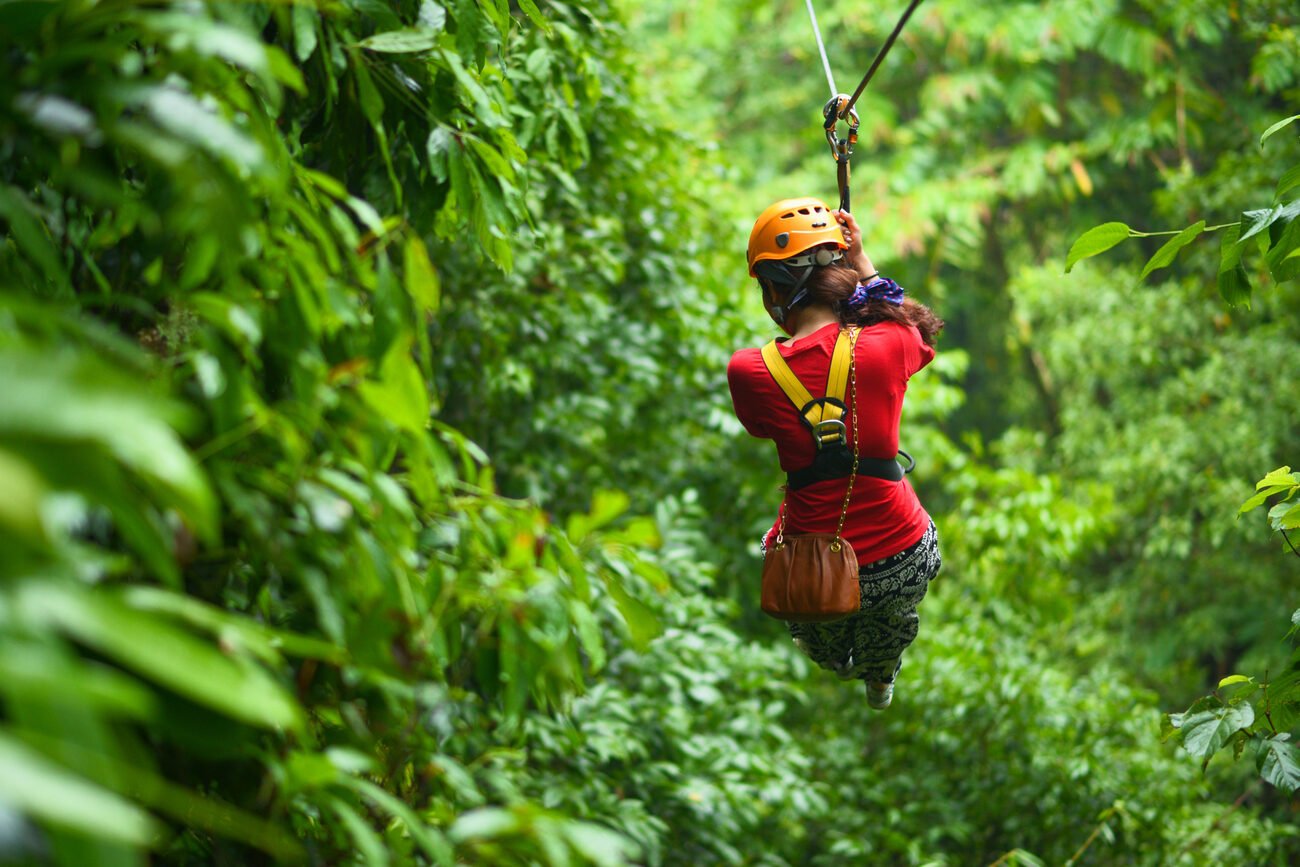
[811,418,847,450]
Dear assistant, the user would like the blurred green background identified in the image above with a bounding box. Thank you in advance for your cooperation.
[1,0,1298,864]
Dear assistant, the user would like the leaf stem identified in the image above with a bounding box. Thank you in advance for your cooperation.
[1128,221,1239,238]
[194,413,269,463]
[1065,820,1106,865]
[1282,528,1300,558]
[1262,671,1278,735]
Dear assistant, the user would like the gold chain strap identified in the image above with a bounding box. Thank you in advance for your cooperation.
[829,326,859,552]
[773,326,859,552]
[774,492,788,549]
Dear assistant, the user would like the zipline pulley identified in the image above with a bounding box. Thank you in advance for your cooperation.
[804,0,926,214]
[822,94,859,213]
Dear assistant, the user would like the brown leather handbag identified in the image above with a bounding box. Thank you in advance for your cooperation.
[760,531,859,622]
[759,328,862,623]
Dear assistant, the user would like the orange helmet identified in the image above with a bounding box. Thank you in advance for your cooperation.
[746,197,846,278]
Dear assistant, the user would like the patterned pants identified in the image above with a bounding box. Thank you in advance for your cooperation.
[786,522,941,684]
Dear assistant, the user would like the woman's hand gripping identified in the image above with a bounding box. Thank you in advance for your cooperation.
[833,209,877,280]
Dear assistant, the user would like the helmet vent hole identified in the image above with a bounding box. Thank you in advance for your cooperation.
[797,208,810,215]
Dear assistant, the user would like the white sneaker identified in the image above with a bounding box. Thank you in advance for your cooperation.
[866,681,894,710]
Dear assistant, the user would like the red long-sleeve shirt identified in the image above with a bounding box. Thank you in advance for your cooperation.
[727,320,933,564]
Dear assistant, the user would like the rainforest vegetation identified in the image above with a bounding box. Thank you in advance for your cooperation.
[1,0,1299,864]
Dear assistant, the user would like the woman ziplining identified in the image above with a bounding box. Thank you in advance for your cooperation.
[727,202,942,709]
[726,0,938,710]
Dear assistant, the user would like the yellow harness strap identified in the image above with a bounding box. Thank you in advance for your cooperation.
[825,330,852,407]
[760,330,853,447]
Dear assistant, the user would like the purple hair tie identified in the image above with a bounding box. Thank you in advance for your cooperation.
[843,276,905,310]
[843,283,870,309]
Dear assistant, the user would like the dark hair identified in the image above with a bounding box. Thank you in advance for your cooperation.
[763,261,944,346]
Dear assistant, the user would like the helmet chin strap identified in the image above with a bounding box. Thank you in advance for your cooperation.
[760,244,843,327]
[768,265,816,329]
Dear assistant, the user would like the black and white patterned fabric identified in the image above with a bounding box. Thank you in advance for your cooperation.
[785,522,941,685]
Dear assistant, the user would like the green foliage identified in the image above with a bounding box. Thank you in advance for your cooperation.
[1067,112,1300,306]
[1156,474,1300,798]
[1167,608,1300,796]
[0,0,680,863]
[4,0,1300,865]
[1011,262,1299,689]
[1240,466,1300,534]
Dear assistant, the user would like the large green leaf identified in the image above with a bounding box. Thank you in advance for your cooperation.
[515,0,552,34]
[1277,164,1300,200]
[1256,734,1300,794]
[327,796,390,867]
[1254,467,1297,490]
[1267,500,1300,531]
[601,567,662,652]
[1217,224,1251,308]
[1179,703,1255,761]
[566,490,631,543]
[0,446,46,542]
[17,584,303,733]
[142,86,268,174]
[1240,200,1300,245]
[341,777,454,865]
[404,236,441,313]
[562,821,638,867]
[0,734,162,847]
[1260,114,1300,148]
[291,3,319,61]
[359,29,440,53]
[122,586,346,665]
[0,347,217,542]
[359,336,432,434]
[449,807,521,842]
[1139,221,1205,280]
[1265,211,1300,283]
[1064,222,1131,273]
[467,136,517,183]
[1237,466,1298,515]
[140,12,301,93]
[0,185,69,291]
[0,640,157,720]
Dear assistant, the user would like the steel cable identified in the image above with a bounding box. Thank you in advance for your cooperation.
[804,0,838,98]
[841,0,925,117]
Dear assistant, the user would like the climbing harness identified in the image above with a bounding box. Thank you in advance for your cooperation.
[760,329,913,491]
[803,0,926,212]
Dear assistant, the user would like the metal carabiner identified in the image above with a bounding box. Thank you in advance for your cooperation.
[821,93,859,165]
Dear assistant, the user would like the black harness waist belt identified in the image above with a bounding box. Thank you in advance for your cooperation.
[786,448,914,491]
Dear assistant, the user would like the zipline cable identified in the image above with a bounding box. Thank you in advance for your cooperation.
[804,0,838,98]
[840,0,925,118]
[804,0,927,212]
